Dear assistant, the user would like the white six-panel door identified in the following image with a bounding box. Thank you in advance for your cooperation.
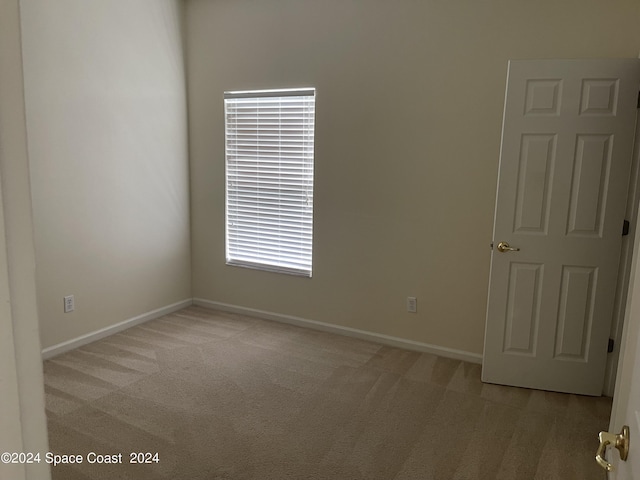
[483,59,640,396]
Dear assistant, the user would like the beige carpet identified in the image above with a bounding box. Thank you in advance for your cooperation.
[44,306,610,480]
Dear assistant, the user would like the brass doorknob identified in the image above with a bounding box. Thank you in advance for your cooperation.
[595,425,629,471]
[496,241,520,253]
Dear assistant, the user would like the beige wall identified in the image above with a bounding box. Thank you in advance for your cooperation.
[21,0,191,349]
[186,0,640,355]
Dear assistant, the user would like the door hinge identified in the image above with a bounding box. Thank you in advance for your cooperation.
[623,219,630,236]
[637,91,640,108]
[608,338,615,353]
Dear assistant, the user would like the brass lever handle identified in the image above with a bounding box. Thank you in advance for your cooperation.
[496,241,520,253]
[595,425,629,471]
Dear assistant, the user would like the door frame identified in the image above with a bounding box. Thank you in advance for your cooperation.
[604,113,640,396]
[606,121,640,477]
[0,1,51,479]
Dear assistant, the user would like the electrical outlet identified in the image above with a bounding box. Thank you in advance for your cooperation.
[407,296,417,313]
[64,295,74,313]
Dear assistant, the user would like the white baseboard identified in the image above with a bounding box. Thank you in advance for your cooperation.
[41,299,193,360]
[193,298,483,365]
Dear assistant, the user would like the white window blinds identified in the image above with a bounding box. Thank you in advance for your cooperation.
[224,88,315,276]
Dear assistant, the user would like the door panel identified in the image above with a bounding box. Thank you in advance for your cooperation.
[554,265,595,361]
[568,134,612,236]
[514,134,556,233]
[483,59,640,395]
[503,262,542,355]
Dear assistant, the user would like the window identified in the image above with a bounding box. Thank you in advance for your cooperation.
[224,88,315,276]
